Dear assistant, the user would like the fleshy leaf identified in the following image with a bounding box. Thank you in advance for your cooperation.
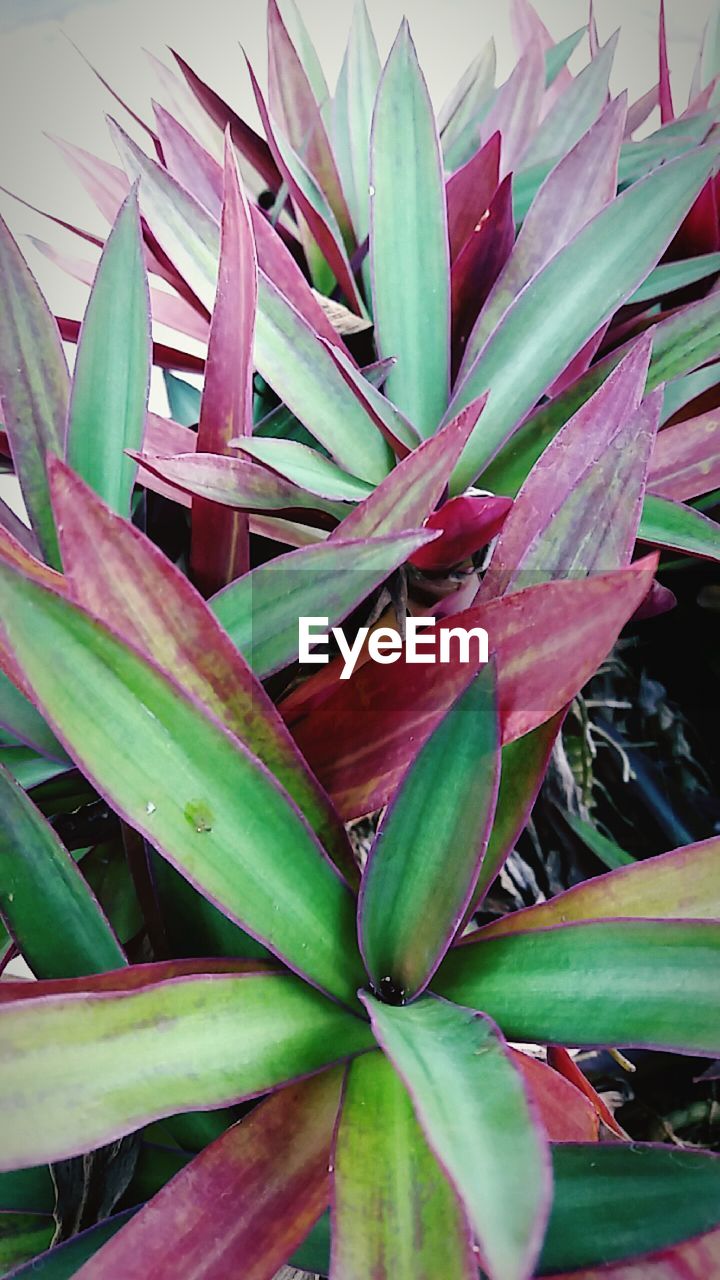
[510,1050,598,1142]
[331,399,486,541]
[153,103,223,218]
[447,145,718,491]
[480,339,658,598]
[170,50,281,191]
[49,460,354,880]
[287,560,657,818]
[471,714,564,913]
[130,450,351,520]
[0,215,69,567]
[446,132,501,264]
[542,1144,720,1275]
[267,0,353,248]
[441,41,497,172]
[485,284,720,496]
[649,409,720,500]
[231,439,374,501]
[211,531,433,677]
[629,250,720,304]
[638,492,720,561]
[479,834,720,938]
[458,94,626,383]
[71,1070,344,1280]
[359,665,499,1000]
[370,21,450,436]
[66,188,150,517]
[437,919,720,1056]
[0,764,125,978]
[482,46,545,177]
[0,558,364,1005]
[330,1051,475,1280]
[333,0,381,268]
[523,33,618,169]
[0,972,372,1169]
[363,993,551,1280]
[110,120,392,482]
[190,136,256,595]
[408,494,512,571]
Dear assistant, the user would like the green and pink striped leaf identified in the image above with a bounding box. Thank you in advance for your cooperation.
[49,459,353,879]
[479,834,720,939]
[330,1051,476,1280]
[211,529,434,678]
[287,559,657,817]
[331,398,486,541]
[0,215,69,567]
[333,0,382,267]
[0,971,372,1169]
[480,338,658,598]
[649,409,720,500]
[363,993,551,1280]
[0,556,364,1003]
[190,136,255,594]
[436,919,720,1056]
[72,1069,344,1280]
[447,145,718,491]
[458,94,626,383]
[359,665,499,1000]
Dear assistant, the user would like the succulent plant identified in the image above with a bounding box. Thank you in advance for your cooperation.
[0,1,720,1277]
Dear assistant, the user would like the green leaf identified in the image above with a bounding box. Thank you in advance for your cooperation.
[563,811,635,869]
[233,438,374,500]
[211,531,431,678]
[2,1210,136,1279]
[370,21,450,436]
[544,27,586,87]
[437,919,720,1055]
[285,1144,720,1278]
[333,0,381,285]
[66,188,150,516]
[0,971,372,1169]
[0,1212,54,1270]
[639,493,720,561]
[0,1166,54,1214]
[359,666,500,1001]
[448,145,718,491]
[482,265,720,497]
[163,371,201,425]
[0,764,126,978]
[472,715,563,911]
[363,993,551,1280]
[0,669,68,761]
[0,561,364,1006]
[0,215,69,567]
[0,745,72,790]
[629,251,720,304]
[524,33,618,169]
[331,1051,475,1279]
[440,41,496,171]
[541,1144,720,1274]
[50,459,354,881]
[481,836,720,939]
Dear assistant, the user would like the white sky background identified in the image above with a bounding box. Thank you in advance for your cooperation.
[0,0,716,507]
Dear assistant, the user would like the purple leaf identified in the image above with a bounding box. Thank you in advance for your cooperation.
[190,134,256,596]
